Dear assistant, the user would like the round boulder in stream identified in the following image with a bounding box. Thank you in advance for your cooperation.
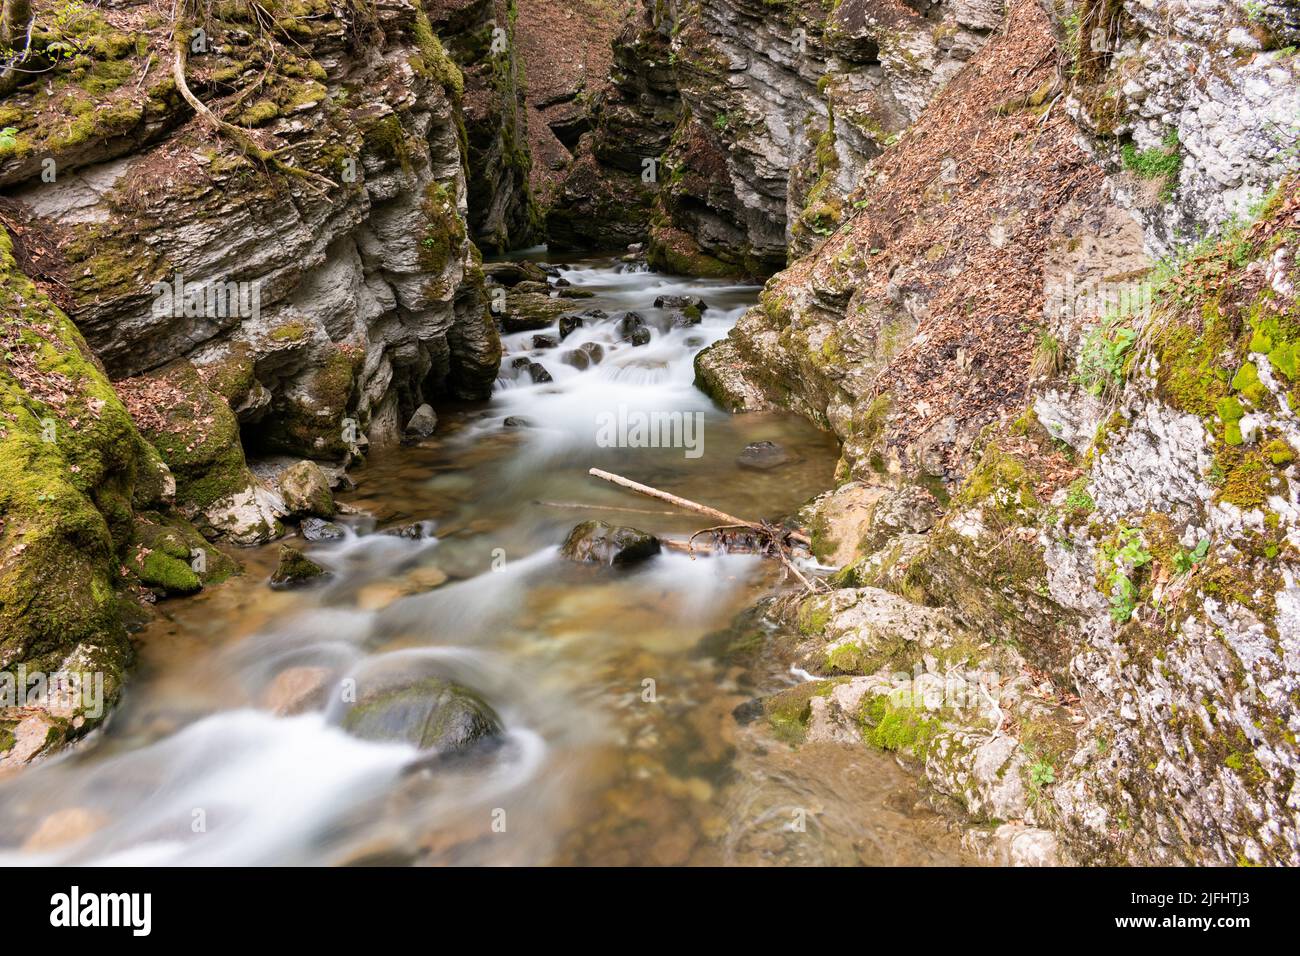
[342,677,502,755]
[561,521,661,567]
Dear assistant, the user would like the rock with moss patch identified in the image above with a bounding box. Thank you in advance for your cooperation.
[278,460,336,519]
[269,545,330,589]
[341,676,502,755]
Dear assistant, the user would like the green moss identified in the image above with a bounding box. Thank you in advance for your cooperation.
[238,99,281,127]
[134,547,202,595]
[0,228,148,715]
[412,7,465,100]
[764,679,845,744]
[1213,447,1284,511]
[418,181,467,274]
[1120,130,1182,199]
[858,693,943,759]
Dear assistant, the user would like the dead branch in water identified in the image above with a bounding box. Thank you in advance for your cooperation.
[586,468,812,547]
[586,468,824,592]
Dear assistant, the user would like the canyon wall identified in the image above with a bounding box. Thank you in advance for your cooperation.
[695,0,1300,865]
[0,0,532,757]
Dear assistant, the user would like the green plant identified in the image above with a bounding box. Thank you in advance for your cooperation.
[1121,130,1183,199]
[1074,318,1137,395]
[1030,760,1056,787]
[0,127,17,150]
[1173,536,1211,574]
[1104,526,1152,623]
[1064,476,1095,514]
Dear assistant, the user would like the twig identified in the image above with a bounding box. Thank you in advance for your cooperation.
[587,467,811,547]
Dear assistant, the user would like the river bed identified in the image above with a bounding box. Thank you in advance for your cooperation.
[0,256,970,866]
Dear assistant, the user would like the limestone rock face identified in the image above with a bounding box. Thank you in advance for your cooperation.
[546,4,681,250]
[432,0,537,254]
[1068,0,1300,254]
[7,0,506,473]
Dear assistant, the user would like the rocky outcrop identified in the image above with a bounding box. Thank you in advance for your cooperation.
[547,0,1002,274]
[690,0,1299,866]
[515,0,632,213]
[1067,0,1300,254]
[0,227,228,761]
[0,1,520,755]
[2,2,506,525]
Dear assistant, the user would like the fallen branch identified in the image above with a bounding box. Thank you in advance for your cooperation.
[587,468,812,547]
[587,467,823,592]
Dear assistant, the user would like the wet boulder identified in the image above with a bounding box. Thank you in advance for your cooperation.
[561,349,591,371]
[380,520,435,540]
[503,416,532,428]
[560,521,661,567]
[615,311,647,342]
[527,362,553,384]
[403,404,438,442]
[482,260,548,286]
[270,545,330,589]
[736,441,789,470]
[513,280,550,295]
[531,334,558,350]
[279,460,336,518]
[578,308,608,322]
[301,516,346,541]
[558,315,583,340]
[341,677,502,755]
[510,356,533,370]
[654,294,708,313]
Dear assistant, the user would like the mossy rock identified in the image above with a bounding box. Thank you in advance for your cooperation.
[341,676,502,755]
[0,228,145,717]
[269,545,329,589]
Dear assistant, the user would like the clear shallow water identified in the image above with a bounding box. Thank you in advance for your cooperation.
[0,257,970,866]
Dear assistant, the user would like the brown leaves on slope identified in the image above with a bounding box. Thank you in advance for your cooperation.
[777,0,1105,474]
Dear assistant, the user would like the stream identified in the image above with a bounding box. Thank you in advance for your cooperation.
[0,256,970,866]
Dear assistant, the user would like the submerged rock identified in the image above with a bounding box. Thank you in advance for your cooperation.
[278,460,336,519]
[560,521,662,566]
[654,294,708,312]
[269,545,330,589]
[341,677,502,755]
[736,441,789,470]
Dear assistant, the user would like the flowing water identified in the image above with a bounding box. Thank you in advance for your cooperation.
[0,256,970,866]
